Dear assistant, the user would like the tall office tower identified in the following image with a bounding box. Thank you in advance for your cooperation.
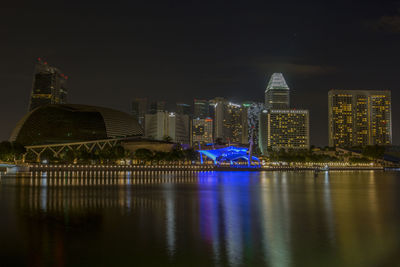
[328,90,392,147]
[243,102,265,146]
[191,117,213,146]
[265,73,290,109]
[193,99,209,118]
[145,111,190,144]
[28,58,68,111]
[259,109,310,154]
[149,101,166,114]
[212,97,247,144]
[132,98,147,126]
[176,103,192,116]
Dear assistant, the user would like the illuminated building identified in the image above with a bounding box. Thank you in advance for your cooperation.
[193,99,209,118]
[191,117,213,146]
[28,58,68,111]
[243,102,264,146]
[132,98,147,126]
[328,90,392,147]
[265,73,290,110]
[259,109,310,153]
[211,98,247,144]
[198,146,260,165]
[145,111,189,144]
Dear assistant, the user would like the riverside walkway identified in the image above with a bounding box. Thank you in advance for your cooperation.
[27,164,384,172]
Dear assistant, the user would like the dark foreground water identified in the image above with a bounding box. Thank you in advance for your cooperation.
[1,170,400,267]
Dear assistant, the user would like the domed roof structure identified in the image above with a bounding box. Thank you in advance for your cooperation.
[10,104,143,145]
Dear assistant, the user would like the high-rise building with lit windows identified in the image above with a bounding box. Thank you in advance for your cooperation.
[191,117,213,146]
[145,111,189,144]
[328,90,392,147]
[211,97,247,144]
[265,73,290,109]
[259,109,310,153]
[28,58,68,111]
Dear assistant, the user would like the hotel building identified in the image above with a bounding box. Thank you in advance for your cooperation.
[145,111,190,144]
[328,90,392,147]
[259,109,310,153]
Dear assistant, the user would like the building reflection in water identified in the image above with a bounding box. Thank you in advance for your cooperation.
[1,170,399,266]
[163,181,176,257]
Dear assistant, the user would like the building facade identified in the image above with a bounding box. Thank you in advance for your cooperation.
[145,111,189,144]
[176,103,192,116]
[191,117,213,146]
[10,104,143,145]
[259,109,310,153]
[211,98,247,144]
[328,90,392,147]
[28,58,68,111]
[243,102,264,146]
[132,97,147,126]
[149,101,166,114]
[265,73,290,110]
[193,99,209,118]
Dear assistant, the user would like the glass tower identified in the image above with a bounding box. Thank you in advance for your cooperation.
[265,73,290,110]
[28,58,68,111]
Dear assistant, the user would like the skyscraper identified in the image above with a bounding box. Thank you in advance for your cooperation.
[259,109,310,153]
[28,58,68,111]
[191,117,213,146]
[328,90,392,147]
[265,73,290,109]
[193,99,209,118]
[145,111,190,144]
[176,103,192,116]
[212,97,247,144]
[243,102,264,146]
[132,97,147,126]
[149,101,166,114]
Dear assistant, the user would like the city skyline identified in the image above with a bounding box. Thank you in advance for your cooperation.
[1,2,399,146]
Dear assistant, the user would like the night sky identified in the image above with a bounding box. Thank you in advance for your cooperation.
[1,1,399,146]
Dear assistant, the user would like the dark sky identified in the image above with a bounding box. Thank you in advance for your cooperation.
[1,1,399,146]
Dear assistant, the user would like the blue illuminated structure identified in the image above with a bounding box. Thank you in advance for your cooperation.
[198,146,260,166]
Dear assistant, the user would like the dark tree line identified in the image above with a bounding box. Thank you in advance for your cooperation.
[0,141,26,162]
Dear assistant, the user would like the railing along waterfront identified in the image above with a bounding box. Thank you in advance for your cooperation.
[26,163,385,172]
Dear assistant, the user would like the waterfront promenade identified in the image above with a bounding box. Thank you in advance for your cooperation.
[25,163,384,172]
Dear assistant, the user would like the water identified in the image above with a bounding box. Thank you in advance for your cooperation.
[0,170,399,267]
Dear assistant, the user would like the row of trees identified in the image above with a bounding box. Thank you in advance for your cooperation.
[267,145,389,163]
[267,149,340,163]
[0,141,26,162]
[23,144,199,164]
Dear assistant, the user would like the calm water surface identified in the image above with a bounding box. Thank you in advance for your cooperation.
[0,170,399,267]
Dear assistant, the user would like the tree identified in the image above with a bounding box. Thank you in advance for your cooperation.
[362,145,385,160]
[162,135,173,142]
[134,148,153,162]
[0,141,12,161]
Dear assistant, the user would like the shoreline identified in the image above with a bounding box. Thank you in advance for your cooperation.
[19,164,386,172]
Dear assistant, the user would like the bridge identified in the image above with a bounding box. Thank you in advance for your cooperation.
[24,138,123,162]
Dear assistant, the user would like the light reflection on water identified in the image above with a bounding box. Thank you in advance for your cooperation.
[0,170,400,266]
